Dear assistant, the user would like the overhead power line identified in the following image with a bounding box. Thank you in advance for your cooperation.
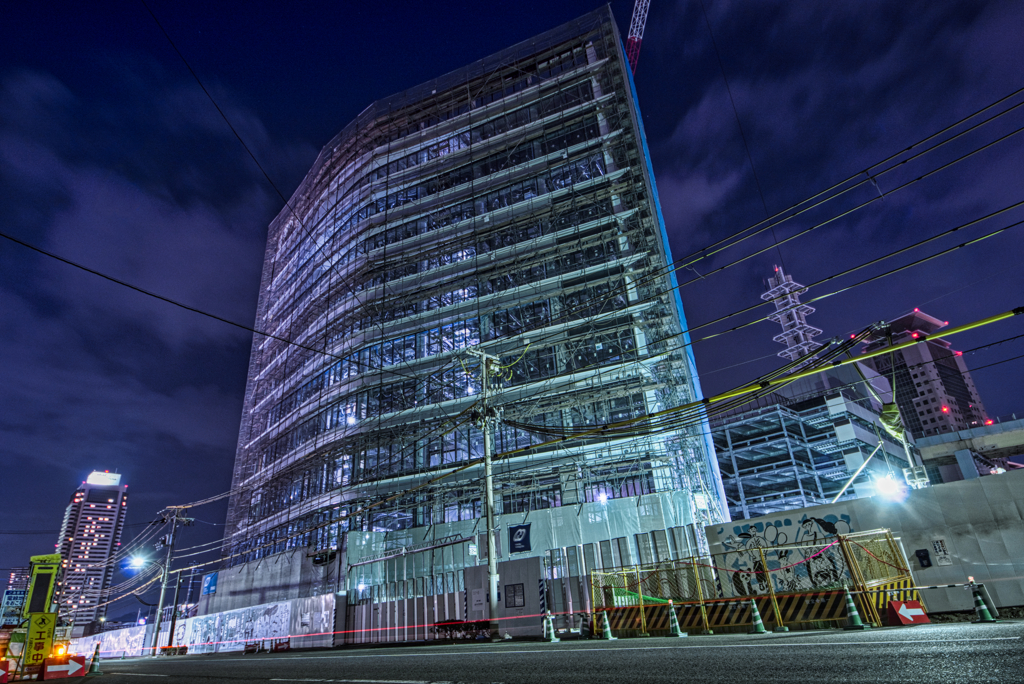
[196,306,1022,567]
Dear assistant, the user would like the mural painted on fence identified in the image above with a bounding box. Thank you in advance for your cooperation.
[711,512,856,597]
[290,594,334,641]
[73,594,336,657]
[69,624,147,658]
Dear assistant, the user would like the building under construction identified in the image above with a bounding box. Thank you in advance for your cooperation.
[216,7,726,620]
[711,267,918,520]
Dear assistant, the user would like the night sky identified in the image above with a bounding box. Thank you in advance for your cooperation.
[2,1,1022,614]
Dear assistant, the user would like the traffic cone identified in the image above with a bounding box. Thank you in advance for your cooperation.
[87,643,103,676]
[843,588,870,630]
[749,599,767,634]
[666,600,688,638]
[599,611,617,640]
[972,588,998,623]
[543,610,560,642]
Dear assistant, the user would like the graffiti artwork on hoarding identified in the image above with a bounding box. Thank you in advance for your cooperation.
[71,594,336,657]
[68,624,147,659]
[184,614,219,654]
[290,594,334,639]
[716,513,854,551]
[218,603,291,651]
[714,513,855,596]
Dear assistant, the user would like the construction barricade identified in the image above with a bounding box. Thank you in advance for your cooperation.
[590,529,915,637]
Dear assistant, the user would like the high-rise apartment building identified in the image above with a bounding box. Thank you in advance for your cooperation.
[6,567,29,592]
[862,310,989,439]
[55,471,128,636]
[220,8,726,609]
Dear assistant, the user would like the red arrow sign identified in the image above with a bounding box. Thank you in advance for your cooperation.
[41,656,86,679]
[887,600,930,625]
[1,658,10,684]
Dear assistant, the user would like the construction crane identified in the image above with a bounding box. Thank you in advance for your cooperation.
[625,0,651,74]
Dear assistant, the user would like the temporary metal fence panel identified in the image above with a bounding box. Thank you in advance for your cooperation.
[590,529,910,636]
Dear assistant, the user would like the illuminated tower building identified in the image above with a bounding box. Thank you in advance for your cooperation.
[55,471,128,636]
[220,7,726,616]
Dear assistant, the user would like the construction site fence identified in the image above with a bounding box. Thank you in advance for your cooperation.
[590,530,917,636]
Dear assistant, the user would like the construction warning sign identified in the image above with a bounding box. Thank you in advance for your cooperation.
[25,612,57,670]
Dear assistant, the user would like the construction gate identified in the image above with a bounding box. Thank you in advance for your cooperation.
[590,529,918,636]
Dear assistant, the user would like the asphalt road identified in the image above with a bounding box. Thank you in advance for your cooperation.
[92,622,1021,684]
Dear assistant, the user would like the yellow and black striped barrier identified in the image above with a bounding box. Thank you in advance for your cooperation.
[858,578,923,625]
[594,591,849,637]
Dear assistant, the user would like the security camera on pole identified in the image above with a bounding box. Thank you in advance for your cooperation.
[467,348,502,643]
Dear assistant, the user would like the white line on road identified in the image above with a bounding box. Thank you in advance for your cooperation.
[109,635,1020,669]
[270,680,429,683]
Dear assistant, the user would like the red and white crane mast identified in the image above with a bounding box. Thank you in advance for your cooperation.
[625,0,651,74]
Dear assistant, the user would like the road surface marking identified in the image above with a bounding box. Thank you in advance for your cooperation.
[270,680,428,683]
[104,634,1021,672]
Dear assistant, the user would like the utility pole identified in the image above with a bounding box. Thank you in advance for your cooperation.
[467,348,501,642]
[150,508,193,656]
[166,569,183,650]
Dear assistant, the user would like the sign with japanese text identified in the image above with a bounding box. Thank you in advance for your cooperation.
[931,538,953,566]
[25,612,57,671]
[0,589,28,627]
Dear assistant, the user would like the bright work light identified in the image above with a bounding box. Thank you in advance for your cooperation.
[874,474,907,502]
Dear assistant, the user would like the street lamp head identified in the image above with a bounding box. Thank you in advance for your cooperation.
[130,556,147,569]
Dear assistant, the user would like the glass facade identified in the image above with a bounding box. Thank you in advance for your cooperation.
[224,8,725,570]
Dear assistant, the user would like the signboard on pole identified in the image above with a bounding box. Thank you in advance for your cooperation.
[201,572,218,596]
[24,554,62,618]
[1,589,28,627]
[508,524,531,553]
